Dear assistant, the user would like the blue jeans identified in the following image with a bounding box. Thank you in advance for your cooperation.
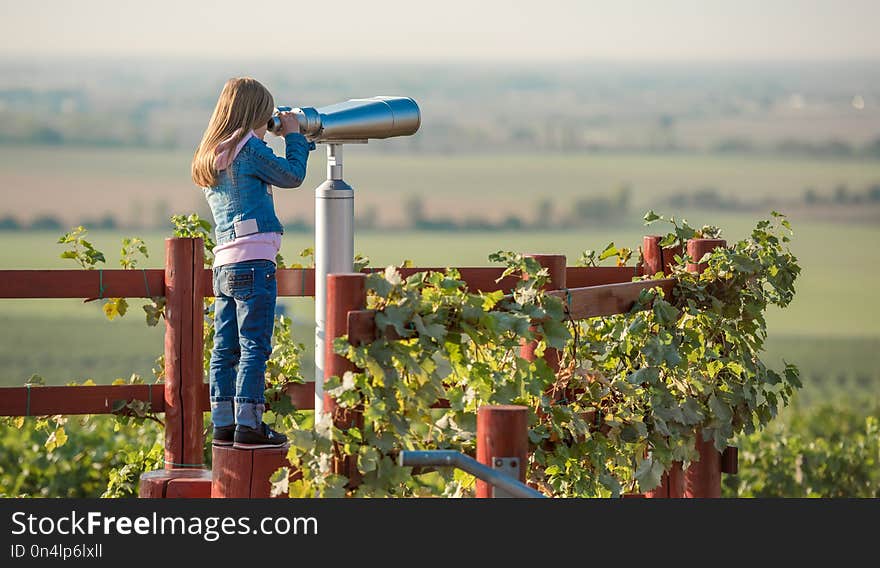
[210,259,276,429]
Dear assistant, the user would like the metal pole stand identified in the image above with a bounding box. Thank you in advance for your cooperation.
[314,143,355,415]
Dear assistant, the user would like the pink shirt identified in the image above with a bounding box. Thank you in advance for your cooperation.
[211,129,282,268]
[213,231,282,268]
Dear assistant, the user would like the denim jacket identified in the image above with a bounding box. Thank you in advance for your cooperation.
[203,132,315,245]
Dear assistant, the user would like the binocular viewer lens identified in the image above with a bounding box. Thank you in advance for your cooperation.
[267,96,420,143]
[267,106,321,138]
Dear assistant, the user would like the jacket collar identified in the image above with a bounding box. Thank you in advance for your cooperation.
[214,129,255,171]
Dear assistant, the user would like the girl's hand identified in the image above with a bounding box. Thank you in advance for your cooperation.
[279,111,301,135]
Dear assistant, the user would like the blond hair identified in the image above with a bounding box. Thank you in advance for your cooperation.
[191,77,275,187]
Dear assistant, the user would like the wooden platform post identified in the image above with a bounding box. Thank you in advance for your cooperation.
[519,254,566,373]
[685,433,722,499]
[324,273,367,485]
[211,446,292,498]
[476,405,529,498]
[163,236,206,470]
[644,461,685,499]
[643,235,685,498]
[684,238,727,499]
[139,237,210,498]
[139,469,213,498]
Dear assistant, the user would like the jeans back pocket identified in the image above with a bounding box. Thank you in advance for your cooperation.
[225,270,254,300]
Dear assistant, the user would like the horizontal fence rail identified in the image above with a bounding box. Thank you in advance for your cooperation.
[0,383,317,416]
[0,269,166,299]
[545,278,675,320]
[343,278,676,345]
[0,266,641,300]
[0,384,200,416]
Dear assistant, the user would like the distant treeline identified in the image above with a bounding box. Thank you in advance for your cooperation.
[713,137,880,160]
[364,186,631,231]
[802,184,880,205]
[4,130,880,160]
[0,213,139,232]
[663,183,880,211]
[6,182,878,233]
[0,213,314,233]
[0,187,633,233]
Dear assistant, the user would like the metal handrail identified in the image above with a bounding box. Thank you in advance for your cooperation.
[399,450,546,498]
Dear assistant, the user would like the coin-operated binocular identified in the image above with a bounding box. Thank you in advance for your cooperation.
[267,96,420,142]
[269,96,420,415]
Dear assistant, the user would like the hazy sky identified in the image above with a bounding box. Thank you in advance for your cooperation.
[2,0,878,62]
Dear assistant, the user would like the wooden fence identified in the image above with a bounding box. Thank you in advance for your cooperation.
[0,236,736,498]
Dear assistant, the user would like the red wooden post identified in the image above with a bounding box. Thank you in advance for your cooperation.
[685,238,727,499]
[721,446,739,474]
[519,254,566,372]
[162,237,206,470]
[643,236,685,498]
[476,405,529,498]
[140,237,209,498]
[165,476,213,498]
[687,238,726,274]
[139,469,213,498]
[644,461,685,498]
[324,273,367,483]
[211,446,291,498]
[642,236,663,276]
[685,434,722,498]
[642,236,683,277]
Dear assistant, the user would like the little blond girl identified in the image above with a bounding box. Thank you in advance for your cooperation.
[192,77,314,449]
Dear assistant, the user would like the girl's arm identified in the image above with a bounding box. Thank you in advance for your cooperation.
[249,133,315,188]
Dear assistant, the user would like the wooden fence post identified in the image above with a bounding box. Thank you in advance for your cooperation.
[686,238,726,273]
[476,405,528,498]
[642,235,683,277]
[684,238,727,499]
[642,236,686,498]
[685,435,723,499]
[324,273,367,485]
[163,236,205,469]
[139,237,210,498]
[644,461,685,499]
[519,254,566,373]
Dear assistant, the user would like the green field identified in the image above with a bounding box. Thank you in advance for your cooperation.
[1,146,878,406]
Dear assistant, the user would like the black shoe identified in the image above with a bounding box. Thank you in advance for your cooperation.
[233,422,288,449]
[212,424,235,446]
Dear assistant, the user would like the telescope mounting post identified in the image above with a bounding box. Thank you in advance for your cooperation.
[314,142,355,417]
[327,143,343,180]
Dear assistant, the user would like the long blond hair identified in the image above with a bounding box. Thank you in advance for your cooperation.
[191,77,275,187]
